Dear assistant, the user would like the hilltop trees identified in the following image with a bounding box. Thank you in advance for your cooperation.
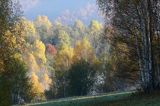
[89,20,102,33]
[31,16,107,98]
[14,13,103,100]
[18,18,38,43]
[34,16,52,42]
[88,20,103,55]
[0,0,104,102]
[74,20,85,32]
[72,20,86,42]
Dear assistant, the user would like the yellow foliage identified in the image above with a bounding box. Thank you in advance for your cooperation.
[74,20,85,31]
[30,72,44,96]
[23,41,52,96]
[33,40,47,64]
[13,53,23,61]
[4,31,17,48]
[24,53,40,72]
[90,20,102,32]
[54,44,74,71]
[58,30,71,47]
[21,18,36,36]
[24,52,52,97]
[73,37,95,62]
[34,16,52,31]
[42,73,52,90]
[13,18,38,44]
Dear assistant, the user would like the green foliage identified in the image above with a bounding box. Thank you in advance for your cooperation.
[0,77,11,106]
[0,57,32,105]
[67,60,96,96]
[0,0,28,105]
[9,57,33,103]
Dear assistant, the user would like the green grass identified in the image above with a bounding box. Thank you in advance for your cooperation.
[95,91,160,106]
[22,91,160,106]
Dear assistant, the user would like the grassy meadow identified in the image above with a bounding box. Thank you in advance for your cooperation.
[23,91,160,106]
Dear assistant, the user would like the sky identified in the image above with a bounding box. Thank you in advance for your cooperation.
[19,0,104,24]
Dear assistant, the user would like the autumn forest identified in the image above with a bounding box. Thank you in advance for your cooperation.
[0,0,160,106]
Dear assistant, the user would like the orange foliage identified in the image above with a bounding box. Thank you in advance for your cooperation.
[46,44,57,56]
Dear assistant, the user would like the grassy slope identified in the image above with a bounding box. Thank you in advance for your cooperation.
[26,91,160,106]
[93,92,160,106]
